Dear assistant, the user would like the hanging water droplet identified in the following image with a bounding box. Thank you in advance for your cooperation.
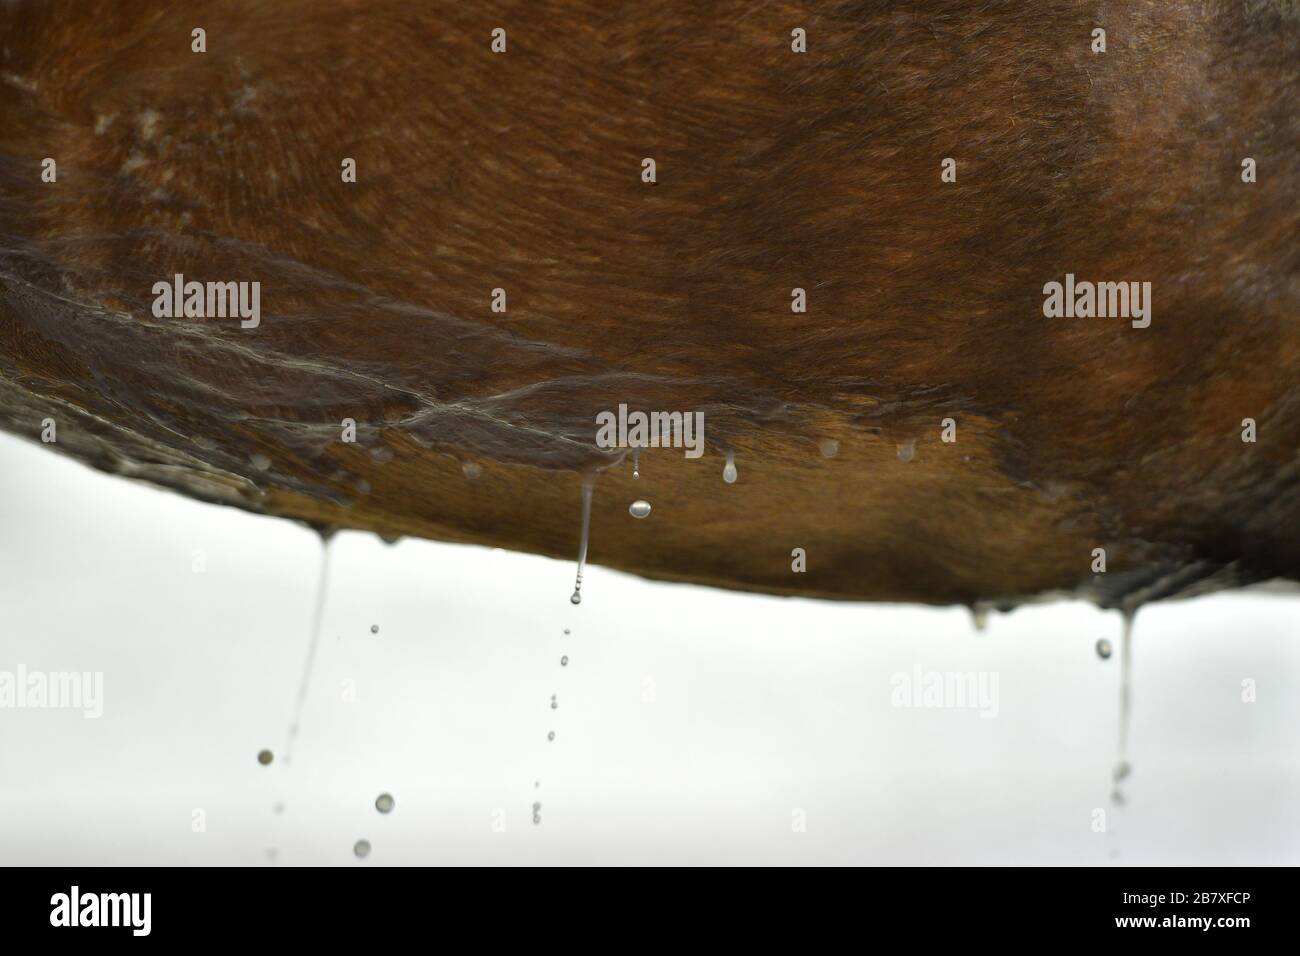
[971,603,988,632]
[629,499,651,519]
[462,461,482,479]
[897,440,916,462]
[547,731,555,742]
[257,749,274,766]
[819,439,839,458]
[560,655,568,666]
[375,793,395,814]
[353,839,371,858]
[1096,638,1113,660]
[723,450,737,484]
[370,624,379,634]
[570,477,593,605]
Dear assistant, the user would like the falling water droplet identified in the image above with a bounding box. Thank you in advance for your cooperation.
[375,793,395,814]
[723,450,737,484]
[353,839,371,859]
[897,440,916,462]
[370,624,379,634]
[563,629,570,636]
[1112,609,1136,804]
[570,476,594,605]
[550,694,558,710]
[1096,638,1113,660]
[629,499,651,519]
[547,731,555,742]
[560,655,568,666]
[532,801,542,825]
[257,749,274,766]
[819,439,839,458]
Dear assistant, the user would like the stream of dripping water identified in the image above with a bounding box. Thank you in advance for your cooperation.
[570,476,594,605]
[282,536,333,764]
[1112,609,1135,804]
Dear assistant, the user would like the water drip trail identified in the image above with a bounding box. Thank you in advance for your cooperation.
[1112,609,1135,802]
[283,536,333,764]
[570,475,594,605]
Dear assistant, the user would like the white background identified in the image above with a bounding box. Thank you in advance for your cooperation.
[1,431,1297,865]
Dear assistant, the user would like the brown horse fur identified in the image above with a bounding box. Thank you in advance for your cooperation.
[1,1,1297,609]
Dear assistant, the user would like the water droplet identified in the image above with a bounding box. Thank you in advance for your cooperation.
[632,446,640,480]
[250,452,272,471]
[1110,789,1126,807]
[370,624,379,634]
[547,731,555,742]
[563,629,570,636]
[353,839,371,859]
[629,499,652,519]
[532,801,542,825]
[378,533,401,545]
[257,749,273,766]
[722,450,737,484]
[971,603,988,632]
[462,461,482,479]
[550,694,558,710]
[819,439,839,458]
[1113,761,1130,782]
[897,440,916,462]
[560,655,568,666]
[375,793,395,814]
[570,477,593,605]
[1096,638,1113,660]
